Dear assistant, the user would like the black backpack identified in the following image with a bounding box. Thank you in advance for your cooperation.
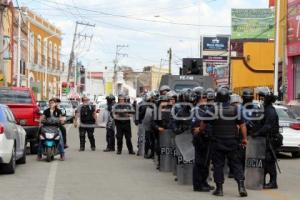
[80,105,95,124]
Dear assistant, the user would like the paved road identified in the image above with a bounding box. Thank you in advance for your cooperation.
[0,124,299,200]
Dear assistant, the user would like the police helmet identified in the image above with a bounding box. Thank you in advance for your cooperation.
[216,87,230,103]
[182,89,194,103]
[192,86,206,101]
[258,88,276,105]
[106,94,115,101]
[159,85,171,95]
[206,88,215,101]
[166,90,177,101]
[143,92,152,102]
[242,88,254,102]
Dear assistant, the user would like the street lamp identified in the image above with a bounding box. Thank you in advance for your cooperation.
[44,33,60,99]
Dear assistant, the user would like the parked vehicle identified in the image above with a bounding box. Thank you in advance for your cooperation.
[70,100,80,110]
[0,104,26,174]
[0,87,41,154]
[60,101,75,123]
[275,105,300,158]
[39,118,62,162]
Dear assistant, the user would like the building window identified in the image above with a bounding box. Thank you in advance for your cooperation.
[43,39,47,66]
[29,32,34,63]
[54,44,57,69]
[49,41,52,68]
[37,35,41,65]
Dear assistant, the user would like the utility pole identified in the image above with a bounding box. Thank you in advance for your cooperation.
[0,5,5,86]
[274,0,281,96]
[113,44,128,95]
[168,48,172,74]
[67,21,95,92]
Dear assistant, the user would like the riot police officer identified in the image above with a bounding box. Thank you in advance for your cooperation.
[151,94,172,170]
[191,87,214,192]
[103,94,116,152]
[254,90,280,189]
[193,87,248,197]
[113,94,135,155]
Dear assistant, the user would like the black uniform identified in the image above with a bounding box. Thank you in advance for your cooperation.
[113,104,134,154]
[192,104,213,191]
[105,102,116,151]
[254,104,280,189]
[78,104,96,150]
[151,103,172,168]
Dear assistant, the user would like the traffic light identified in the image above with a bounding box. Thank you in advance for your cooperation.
[181,58,203,75]
[62,82,70,94]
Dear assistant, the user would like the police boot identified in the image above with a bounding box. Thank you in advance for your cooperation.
[263,175,278,189]
[212,183,223,196]
[238,180,248,197]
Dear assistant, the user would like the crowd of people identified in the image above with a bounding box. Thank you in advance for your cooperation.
[37,84,282,197]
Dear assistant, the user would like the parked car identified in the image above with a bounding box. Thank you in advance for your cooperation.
[0,104,26,174]
[275,105,300,158]
[70,100,80,110]
[0,87,41,154]
[96,102,108,128]
[37,100,48,114]
[59,101,75,123]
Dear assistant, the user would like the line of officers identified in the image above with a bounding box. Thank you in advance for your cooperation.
[103,85,280,198]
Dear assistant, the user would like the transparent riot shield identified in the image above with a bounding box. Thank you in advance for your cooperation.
[159,129,173,172]
[175,131,194,185]
[175,131,195,161]
[137,124,145,157]
[245,136,266,190]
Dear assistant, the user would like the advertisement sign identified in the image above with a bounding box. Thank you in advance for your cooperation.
[203,37,229,51]
[203,55,228,62]
[231,9,275,40]
[287,0,300,56]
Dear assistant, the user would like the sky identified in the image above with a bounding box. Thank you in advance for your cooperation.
[16,0,269,74]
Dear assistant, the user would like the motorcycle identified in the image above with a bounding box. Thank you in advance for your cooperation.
[39,118,62,162]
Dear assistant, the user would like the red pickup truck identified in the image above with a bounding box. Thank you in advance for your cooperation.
[0,87,41,153]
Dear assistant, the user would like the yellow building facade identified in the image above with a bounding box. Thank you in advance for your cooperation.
[231,42,275,94]
[22,7,63,100]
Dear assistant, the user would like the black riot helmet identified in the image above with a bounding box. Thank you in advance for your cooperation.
[192,86,206,101]
[242,88,254,104]
[258,88,276,106]
[216,87,230,103]
[106,94,115,103]
[159,85,171,95]
[206,88,215,101]
[166,90,177,101]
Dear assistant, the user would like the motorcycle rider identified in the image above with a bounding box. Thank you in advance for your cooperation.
[74,96,97,151]
[103,94,116,152]
[254,90,281,189]
[193,87,248,197]
[55,98,68,149]
[38,98,65,161]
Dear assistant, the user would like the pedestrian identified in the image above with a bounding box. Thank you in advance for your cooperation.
[193,87,248,197]
[113,94,135,155]
[191,87,214,192]
[103,94,116,152]
[74,96,97,151]
[253,90,282,189]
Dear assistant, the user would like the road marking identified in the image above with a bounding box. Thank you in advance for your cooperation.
[43,162,58,200]
[263,190,292,200]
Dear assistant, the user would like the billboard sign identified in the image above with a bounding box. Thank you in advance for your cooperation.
[287,0,300,56]
[231,9,275,40]
[203,36,229,51]
[203,55,228,62]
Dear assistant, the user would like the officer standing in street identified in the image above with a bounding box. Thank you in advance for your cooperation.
[113,94,135,155]
[254,90,281,189]
[193,87,248,197]
[191,87,214,192]
[103,94,116,152]
[74,96,97,151]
